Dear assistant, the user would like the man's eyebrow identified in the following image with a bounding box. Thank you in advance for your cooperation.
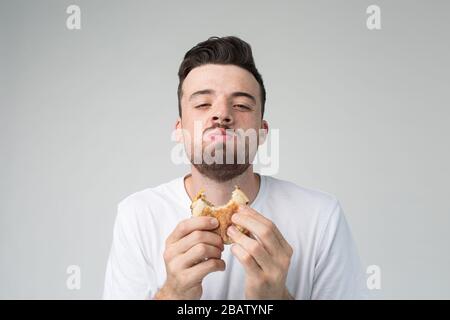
[189,89,256,103]
[189,89,214,101]
[230,91,256,103]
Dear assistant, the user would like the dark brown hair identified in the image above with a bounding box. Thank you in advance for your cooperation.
[177,36,266,118]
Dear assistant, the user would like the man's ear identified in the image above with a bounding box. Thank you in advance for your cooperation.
[258,120,269,145]
[174,118,183,143]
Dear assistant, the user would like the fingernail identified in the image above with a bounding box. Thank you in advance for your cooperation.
[227,226,236,236]
[210,218,218,226]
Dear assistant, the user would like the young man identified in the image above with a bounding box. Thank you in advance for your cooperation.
[103,36,367,300]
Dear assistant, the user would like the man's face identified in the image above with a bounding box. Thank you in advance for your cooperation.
[176,64,268,182]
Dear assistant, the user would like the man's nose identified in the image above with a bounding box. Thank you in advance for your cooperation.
[211,100,233,126]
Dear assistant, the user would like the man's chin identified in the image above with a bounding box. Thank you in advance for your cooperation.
[192,163,251,182]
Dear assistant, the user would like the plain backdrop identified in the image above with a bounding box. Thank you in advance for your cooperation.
[1,0,449,299]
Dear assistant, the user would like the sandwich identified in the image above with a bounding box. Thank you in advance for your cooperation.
[190,186,250,244]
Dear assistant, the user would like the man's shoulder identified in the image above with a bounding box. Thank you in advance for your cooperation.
[257,175,346,251]
[264,175,339,208]
[262,175,342,227]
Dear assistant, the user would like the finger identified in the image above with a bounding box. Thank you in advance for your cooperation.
[167,230,224,260]
[231,212,281,255]
[166,216,219,245]
[230,243,262,277]
[179,243,223,268]
[186,258,226,285]
[227,225,273,271]
[238,205,291,252]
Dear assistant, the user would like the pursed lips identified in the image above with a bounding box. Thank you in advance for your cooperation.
[204,128,235,141]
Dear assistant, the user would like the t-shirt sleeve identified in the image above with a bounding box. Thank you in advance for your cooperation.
[311,199,369,299]
[103,200,158,299]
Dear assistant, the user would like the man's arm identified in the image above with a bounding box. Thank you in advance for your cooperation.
[103,200,158,299]
[311,199,368,299]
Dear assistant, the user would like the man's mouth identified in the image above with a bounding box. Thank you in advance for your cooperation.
[204,128,235,142]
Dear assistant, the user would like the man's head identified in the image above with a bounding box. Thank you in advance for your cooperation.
[175,36,268,182]
[177,36,266,119]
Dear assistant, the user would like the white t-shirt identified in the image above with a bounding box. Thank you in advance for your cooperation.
[103,173,368,299]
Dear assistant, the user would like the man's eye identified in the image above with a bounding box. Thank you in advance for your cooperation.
[195,104,211,109]
[234,104,251,110]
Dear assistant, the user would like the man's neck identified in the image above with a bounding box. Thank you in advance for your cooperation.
[184,166,261,207]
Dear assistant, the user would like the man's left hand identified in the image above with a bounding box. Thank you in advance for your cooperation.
[227,205,294,300]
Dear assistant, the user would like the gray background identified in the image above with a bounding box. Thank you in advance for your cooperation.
[1,0,449,299]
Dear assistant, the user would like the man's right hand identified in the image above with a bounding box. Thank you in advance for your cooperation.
[154,216,225,300]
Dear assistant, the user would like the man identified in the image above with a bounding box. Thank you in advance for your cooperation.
[103,36,367,299]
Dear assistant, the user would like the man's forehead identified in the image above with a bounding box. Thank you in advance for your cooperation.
[182,64,260,98]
